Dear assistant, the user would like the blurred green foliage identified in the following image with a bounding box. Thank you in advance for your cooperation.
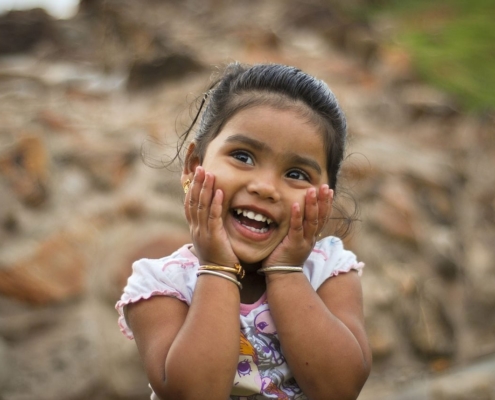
[368,0,495,113]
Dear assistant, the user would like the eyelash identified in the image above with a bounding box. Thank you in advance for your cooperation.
[231,150,254,165]
[286,169,310,181]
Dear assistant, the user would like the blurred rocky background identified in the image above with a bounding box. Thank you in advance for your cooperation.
[0,0,494,399]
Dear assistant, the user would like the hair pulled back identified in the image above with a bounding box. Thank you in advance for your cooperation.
[180,62,347,192]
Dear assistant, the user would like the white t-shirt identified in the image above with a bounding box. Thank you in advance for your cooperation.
[116,236,364,399]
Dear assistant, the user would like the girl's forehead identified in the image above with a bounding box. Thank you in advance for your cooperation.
[213,106,328,166]
[220,105,326,145]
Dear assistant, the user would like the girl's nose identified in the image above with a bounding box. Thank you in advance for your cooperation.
[246,176,281,202]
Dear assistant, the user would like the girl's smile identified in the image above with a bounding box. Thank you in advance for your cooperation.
[186,104,329,266]
[231,207,275,234]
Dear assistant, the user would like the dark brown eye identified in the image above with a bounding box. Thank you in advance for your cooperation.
[232,151,254,165]
[286,169,309,181]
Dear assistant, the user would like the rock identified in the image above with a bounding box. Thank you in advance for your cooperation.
[349,136,457,189]
[283,0,379,67]
[0,231,87,305]
[90,300,151,399]
[367,200,417,243]
[399,278,456,360]
[464,239,495,325]
[127,53,205,91]
[416,185,456,225]
[425,227,462,281]
[90,221,190,305]
[0,182,21,243]
[362,269,397,311]
[0,337,11,392]
[366,314,397,361]
[0,296,62,341]
[379,177,418,218]
[0,134,50,207]
[58,141,139,190]
[328,21,379,68]
[399,84,458,118]
[1,302,103,400]
[431,373,494,400]
[0,9,58,55]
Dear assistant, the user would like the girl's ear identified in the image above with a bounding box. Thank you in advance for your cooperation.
[181,142,200,186]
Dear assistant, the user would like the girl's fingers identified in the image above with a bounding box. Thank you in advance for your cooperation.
[208,189,224,231]
[303,187,319,239]
[184,187,192,224]
[317,185,332,234]
[197,172,215,229]
[188,167,204,227]
[287,202,304,241]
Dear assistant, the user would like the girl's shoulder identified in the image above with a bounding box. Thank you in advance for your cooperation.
[130,244,199,281]
[115,244,198,339]
[304,236,364,289]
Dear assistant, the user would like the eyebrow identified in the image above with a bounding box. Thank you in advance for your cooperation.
[286,153,322,175]
[225,134,268,152]
[225,134,322,176]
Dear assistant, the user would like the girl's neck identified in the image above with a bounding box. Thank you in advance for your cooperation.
[239,271,266,304]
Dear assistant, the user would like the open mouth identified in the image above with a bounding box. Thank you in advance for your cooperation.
[232,208,275,234]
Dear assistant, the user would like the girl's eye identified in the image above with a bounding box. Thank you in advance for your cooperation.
[232,151,254,165]
[286,169,310,181]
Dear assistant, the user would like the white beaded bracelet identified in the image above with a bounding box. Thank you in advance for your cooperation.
[257,266,304,275]
[197,270,242,289]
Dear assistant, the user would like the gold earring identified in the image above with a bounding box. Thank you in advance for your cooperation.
[183,179,191,194]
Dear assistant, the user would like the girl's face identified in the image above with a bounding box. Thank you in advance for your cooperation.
[185,105,329,266]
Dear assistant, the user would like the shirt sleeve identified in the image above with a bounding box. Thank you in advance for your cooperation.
[304,236,365,290]
[115,257,193,340]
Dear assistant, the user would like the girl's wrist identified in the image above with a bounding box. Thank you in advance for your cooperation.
[259,265,305,285]
[264,269,306,284]
[198,263,245,279]
[257,265,303,275]
[196,270,242,289]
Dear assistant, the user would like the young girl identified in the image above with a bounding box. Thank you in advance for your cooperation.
[116,62,371,400]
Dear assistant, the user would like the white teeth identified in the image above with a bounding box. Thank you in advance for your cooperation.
[234,208,272,225]
[245,225,269,233]
[254,214,264,222]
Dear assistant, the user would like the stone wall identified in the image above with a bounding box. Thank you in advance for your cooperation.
[0,1,494,399]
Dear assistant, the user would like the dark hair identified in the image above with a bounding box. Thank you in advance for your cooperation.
[177,62,356,236]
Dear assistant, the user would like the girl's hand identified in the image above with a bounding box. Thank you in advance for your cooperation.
[185,166,239,267]
[262,185,332,268]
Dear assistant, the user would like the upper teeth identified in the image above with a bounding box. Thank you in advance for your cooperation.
[235,209,273,225]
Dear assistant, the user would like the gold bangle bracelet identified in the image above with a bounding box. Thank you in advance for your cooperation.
[199,264,245,279]
[257,266,304,275]
[196,270,242,289]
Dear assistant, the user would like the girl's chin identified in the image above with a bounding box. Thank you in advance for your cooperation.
[231,247,268,267]
[234,255,265,268]
[227,229,286,267]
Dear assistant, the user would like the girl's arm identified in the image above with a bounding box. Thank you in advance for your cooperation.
[127,167,242,399]
[126,272,240,400]
[263,187,371,399]
[265,270,371,400]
